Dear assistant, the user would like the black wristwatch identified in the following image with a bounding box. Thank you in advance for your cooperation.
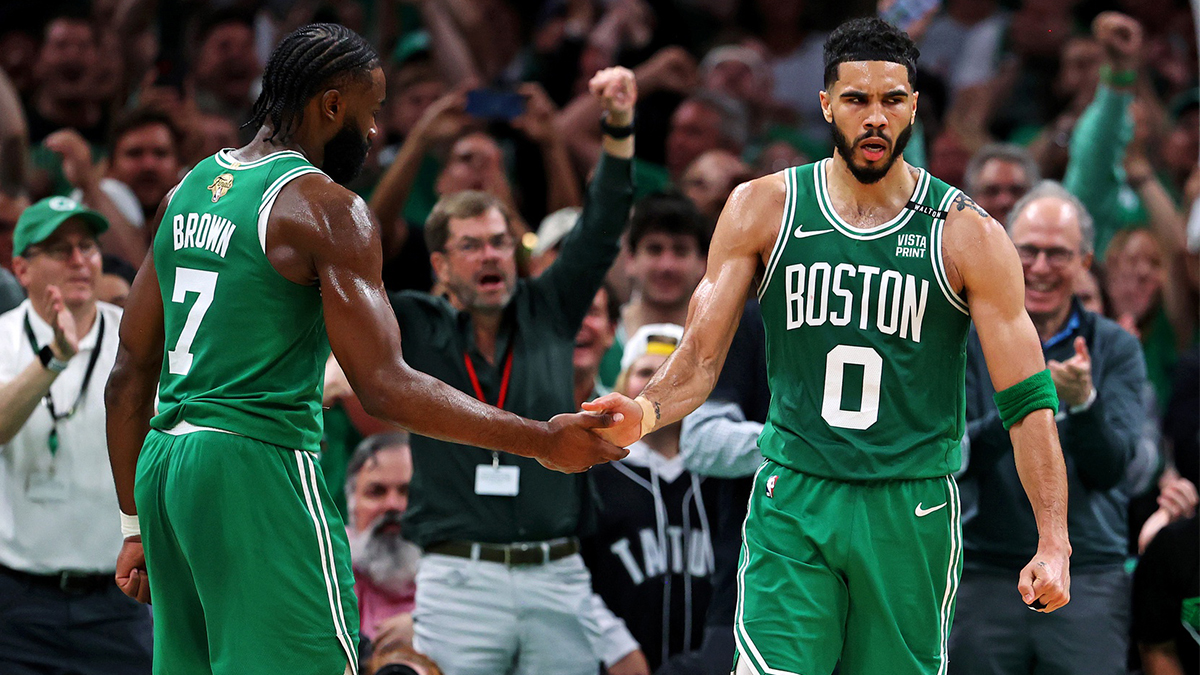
[38,346,68,373]
[600,113,634,139]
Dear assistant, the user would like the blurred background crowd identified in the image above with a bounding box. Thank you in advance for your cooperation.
[0,1,1196,675]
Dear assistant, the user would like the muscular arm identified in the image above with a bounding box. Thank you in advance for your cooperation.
[105,251,164,515]
[276,176,622,470]
[105,190,172,515]
[587,176,781,444]
[946,197,1072,609]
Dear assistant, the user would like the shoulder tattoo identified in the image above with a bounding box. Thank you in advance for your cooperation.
[952,192,990,219]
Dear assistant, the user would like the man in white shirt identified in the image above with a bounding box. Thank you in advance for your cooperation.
[0,196,151,673]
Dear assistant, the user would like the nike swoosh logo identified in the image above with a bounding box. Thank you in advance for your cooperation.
[794,225,834,239]
[915,502,947,517]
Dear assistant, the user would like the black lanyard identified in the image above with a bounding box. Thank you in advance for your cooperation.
[23,309,105,456]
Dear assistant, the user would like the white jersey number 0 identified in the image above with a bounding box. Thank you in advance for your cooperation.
[821,345,882,430]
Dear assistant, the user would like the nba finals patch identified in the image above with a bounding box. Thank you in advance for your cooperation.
[766,474,778,498]
[208,173,234,203]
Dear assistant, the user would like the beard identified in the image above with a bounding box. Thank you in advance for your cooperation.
[830,119,914,185]
[322,121,371,185]
[349,510,421,594]
[445,269,515,314]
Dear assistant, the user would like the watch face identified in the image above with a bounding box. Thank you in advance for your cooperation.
[39,345,54,367]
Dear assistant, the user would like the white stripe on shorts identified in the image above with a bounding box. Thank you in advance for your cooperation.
[733,462,803,675]
[295,451,358,673]
[936,475,962,675]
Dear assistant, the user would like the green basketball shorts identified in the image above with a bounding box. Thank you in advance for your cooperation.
[136,429,359,675]
[733,459,962,675]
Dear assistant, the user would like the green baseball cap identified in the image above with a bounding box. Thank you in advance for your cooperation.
[13,196,109,260]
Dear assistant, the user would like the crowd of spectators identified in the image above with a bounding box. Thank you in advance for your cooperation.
[0,1,1196,674]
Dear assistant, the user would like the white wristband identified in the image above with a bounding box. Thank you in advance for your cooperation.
[120,511,141,539]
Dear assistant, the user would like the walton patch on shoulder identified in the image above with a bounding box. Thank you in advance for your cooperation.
[208,173,234,203]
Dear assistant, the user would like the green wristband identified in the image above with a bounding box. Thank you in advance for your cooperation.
[993,369,1059,430]
[1099,64,1137,88]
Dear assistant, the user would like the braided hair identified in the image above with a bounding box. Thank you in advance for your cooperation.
[245,23,379,142]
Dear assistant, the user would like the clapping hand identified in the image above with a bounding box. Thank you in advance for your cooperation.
[45,285,79,361]
[1047,337,1091,408]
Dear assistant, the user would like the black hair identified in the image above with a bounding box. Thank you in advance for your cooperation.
[102,254,138,286]
[245,23,380,142]
[344,431,411,497]
[627,192,711,256]
[111,107,184,156]
[823,17,919,90]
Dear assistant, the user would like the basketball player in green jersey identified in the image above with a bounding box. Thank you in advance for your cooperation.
[587,18,1072,675]
[104,24,628,675]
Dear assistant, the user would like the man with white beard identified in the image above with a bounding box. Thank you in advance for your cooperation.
[346,432,423,643]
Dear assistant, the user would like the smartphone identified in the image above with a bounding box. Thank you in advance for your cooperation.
[879,0,942,33]
[465,89,526,121]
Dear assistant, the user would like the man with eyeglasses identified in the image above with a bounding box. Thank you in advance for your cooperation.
[950,181,1154,675]
[0,197,151,673]
[386,67,647,675]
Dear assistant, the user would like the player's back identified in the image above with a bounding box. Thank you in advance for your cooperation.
[151,149,331,452]
[757,159,971,480]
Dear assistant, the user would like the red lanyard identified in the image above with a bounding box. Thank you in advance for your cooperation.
[463,348,514,410]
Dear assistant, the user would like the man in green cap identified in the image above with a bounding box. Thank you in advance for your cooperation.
[0,196,152,673]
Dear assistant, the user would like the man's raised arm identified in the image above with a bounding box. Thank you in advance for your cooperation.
[584,174,783,446]
[280,176,626,473]
[945,196,1072,612]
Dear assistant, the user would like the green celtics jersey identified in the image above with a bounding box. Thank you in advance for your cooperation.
[756,159,971,481]
[151,149,330,452]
